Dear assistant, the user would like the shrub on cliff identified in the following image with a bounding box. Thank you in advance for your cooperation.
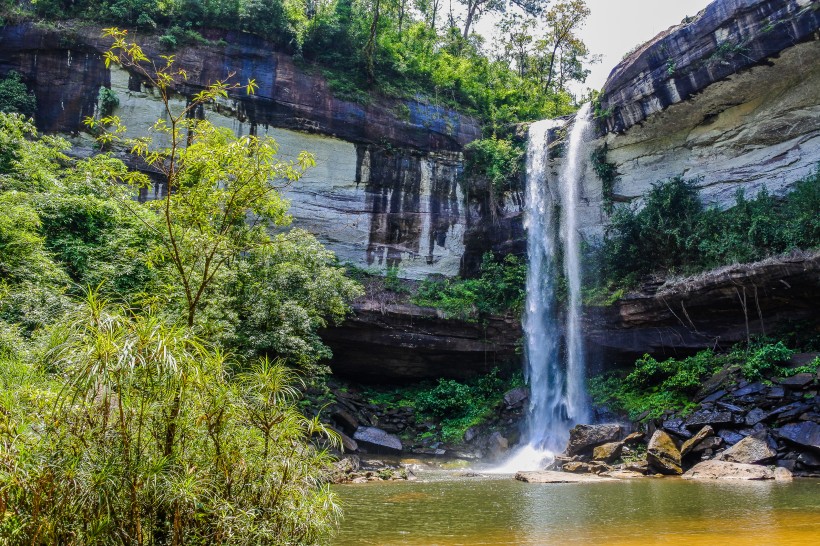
[412,252,526,320]
[0,71,36,119]
[599,166,820,288]
[589,340,813,420]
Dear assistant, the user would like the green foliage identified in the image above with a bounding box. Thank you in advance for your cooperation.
[738,340,794,381]
[232,229,364,374]
[159,24,209,50]
[589,350,725,420]
[364,368,521,444]
[0,295,341,544]
[96,85,119,116]
[412,252,526,320]
[464,136,524,195]
[7,1,592,126]
[0,71,37,118]
[589,341,811,420]
[383,265,409,294]
[590,144,617,213]
[597,167,820,288]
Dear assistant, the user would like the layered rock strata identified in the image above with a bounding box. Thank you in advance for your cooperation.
[0,22,489,279]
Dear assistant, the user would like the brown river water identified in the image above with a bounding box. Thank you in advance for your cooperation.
[332,470,820,545]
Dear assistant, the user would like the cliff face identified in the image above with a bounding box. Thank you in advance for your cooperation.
[571,0,820,239]
[585,252,820,366]
[319,302,521,382]
[0,22,506,279]
[2,0,819,380]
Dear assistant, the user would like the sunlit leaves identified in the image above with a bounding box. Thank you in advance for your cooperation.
[2,296,341,543]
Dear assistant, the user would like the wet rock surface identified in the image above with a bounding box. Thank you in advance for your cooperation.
[515,471,615,484]
[566,424,623,456]
[523,353,819,482]
[646,431,683,475]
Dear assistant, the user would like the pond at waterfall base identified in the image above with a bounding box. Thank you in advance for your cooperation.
[333,471,820,545]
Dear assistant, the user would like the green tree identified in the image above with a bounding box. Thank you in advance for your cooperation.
[0,72,37,118]
[538,0,590,93]
[0,294,341,544]
[87,28,315,328]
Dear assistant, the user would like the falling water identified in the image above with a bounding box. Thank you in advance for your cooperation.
[493,104,593,472]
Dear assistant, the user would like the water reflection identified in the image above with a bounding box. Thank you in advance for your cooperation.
[333,475,820,545]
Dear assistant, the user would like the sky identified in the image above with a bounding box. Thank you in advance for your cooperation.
[577,0,714,91]
[474,0,715,94]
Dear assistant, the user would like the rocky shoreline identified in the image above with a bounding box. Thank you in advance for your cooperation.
[325,352,818,484]
[526,353,819,482]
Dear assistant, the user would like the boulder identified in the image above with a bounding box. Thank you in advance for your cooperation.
[685,410,733,430]
[774,467,793,481]
[680,426,714,457]
[353,426,403,454]
[646,430,682,475]
[744,408,767,426]
[683,460,775,480]
[766,386,786,399]
[487,431,509,459]
[733,382,766,397]
[592,442,624,463]
[778,373,814,387]
[335,429,359,453]
[562,461,595,474]
[769,401,814,422]
[515,471,615,483]
[776,422,820,452]
[503,387,529,408]
[622,431,645,444]
[624,460,649,475]
[717,429,745,445]
[331,408,360,434]
[797,451,820,468]
[463,426,479,443]
[702,389,728,403]
[661,419,692,439]
[690,436,723,454]
[720,432,777,464]
[565,424,622,455]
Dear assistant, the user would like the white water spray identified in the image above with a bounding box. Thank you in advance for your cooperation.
[493,104,593,472]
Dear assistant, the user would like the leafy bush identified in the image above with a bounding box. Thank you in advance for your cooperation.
[415,368,514,443]
[598,167,820,288]
[464,137,524,195]
[0,296,341,544]
[739,341,794,381]
[589,350,725,420]
[412,252,526,320]
[0,71,37,118]
[97,85,119,116]
[361,368,520,444]
[589,341,811,420]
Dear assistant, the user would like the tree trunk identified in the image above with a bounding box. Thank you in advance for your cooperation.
[364,0,381,83]
[463,3,479,39]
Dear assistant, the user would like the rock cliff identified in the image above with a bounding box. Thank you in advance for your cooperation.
[2,0,819,380]
[574,0,820,237]
[0,22,496,279]
[585,252,820,364]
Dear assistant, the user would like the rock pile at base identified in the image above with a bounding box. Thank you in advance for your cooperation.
[537,354,818,480]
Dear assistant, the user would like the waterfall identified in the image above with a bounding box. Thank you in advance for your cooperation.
[493,104,592,472]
